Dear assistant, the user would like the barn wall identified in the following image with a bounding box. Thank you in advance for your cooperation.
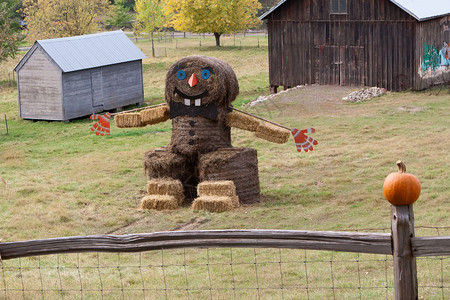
[17,47,63,120]
[414,16,450,89]
[266,0,418,91]
[62,60,144,120]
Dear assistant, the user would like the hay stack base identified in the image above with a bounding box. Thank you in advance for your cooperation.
[141,195,179,210]
[141,178,185,210]
[192,196,238,212]
[197,180,237,197]
[147,179,184,206]
[192,180,239,212]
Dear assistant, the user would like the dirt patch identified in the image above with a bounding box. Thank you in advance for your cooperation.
[245,84,360,117]
[396,106,424,113]
[171,216,209,231]
[106,215,209,234]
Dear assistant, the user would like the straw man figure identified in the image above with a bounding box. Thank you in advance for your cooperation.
[115,55,317,212]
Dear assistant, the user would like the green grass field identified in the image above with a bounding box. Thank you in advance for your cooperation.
[0,34,448,298]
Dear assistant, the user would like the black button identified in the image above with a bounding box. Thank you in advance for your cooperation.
[189,139,194,145]
[189,120,195,127]
[189,130,195,136]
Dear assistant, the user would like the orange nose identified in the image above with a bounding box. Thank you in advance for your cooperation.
[188,73,198,87]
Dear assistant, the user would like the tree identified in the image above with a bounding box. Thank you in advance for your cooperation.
[165,0,262,47]
[22,0,110,42]
[133,0,167,57]
[107,0,133,29]
[0,0,24,63]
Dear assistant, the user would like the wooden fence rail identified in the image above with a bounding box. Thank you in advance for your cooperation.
[0,230,393,260]
[1,204,449,299]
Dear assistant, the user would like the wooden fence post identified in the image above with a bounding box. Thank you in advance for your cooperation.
[391,205,418,300]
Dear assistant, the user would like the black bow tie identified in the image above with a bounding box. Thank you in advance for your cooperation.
[169,100,218,121]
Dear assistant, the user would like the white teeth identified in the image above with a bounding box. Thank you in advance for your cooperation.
[184,99,202,106]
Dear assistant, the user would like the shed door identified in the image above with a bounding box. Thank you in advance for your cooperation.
[91,70,104,108]
[315,46,365,86]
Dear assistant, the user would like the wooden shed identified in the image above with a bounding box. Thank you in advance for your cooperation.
[260,0,450,91]
[14,31,146,121]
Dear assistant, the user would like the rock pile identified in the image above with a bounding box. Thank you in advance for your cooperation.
[248,85,305,106]
[342,87,387,102]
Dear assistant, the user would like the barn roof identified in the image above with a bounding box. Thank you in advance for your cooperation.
[15,31,146,73]
[260,0,450,21]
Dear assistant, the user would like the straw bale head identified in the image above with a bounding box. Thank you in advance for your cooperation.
[165,55,239,108]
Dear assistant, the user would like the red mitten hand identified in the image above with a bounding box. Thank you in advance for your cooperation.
[90,113,111,136]
[291,128,318,152]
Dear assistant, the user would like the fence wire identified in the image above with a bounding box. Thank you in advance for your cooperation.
[1,226,448,299]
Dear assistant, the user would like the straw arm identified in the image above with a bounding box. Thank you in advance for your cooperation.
[230,107,291,130]
[111,103,167,116]
[114,104,170,128]
[226,108,291,144]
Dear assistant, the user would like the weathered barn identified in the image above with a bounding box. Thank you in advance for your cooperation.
[260,0,450,91]
[15,31,146,121]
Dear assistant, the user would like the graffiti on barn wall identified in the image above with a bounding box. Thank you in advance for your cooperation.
[419,41,450,79]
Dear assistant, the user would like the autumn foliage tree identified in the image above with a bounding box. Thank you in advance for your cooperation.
[22,0,110,42]
[133,0,167,57]
[0,0,24,63]
[107,0,133,29]
[165,0,262,47]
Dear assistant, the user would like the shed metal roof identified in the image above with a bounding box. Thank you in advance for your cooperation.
[260,0,450,21]
[16,31,146,73]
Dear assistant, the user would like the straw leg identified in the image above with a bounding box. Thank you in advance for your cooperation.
[198,147,260,204]
[142,149,198,208]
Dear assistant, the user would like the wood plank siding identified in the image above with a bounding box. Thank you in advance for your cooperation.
[62,61,144,120]
[265,0,430,91]
[17,47,63,120]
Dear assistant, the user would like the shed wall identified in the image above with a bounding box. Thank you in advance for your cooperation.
[17,47,63,120]
[62,60,144,120]
[266,0,420,91]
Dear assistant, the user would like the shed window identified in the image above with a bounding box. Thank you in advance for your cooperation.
[331,0,347,14]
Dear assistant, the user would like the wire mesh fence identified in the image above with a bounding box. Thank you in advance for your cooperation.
[1,226,448,299]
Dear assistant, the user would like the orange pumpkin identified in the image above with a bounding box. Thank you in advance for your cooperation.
[383,161,421,205]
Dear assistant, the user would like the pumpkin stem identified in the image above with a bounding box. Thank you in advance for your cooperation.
[396,160,406,173]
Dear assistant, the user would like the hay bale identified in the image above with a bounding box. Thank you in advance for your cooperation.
[114,113,143,128]
[226,110,260,132]
[141,195,179,210]
[140,105,170,125]
[197,180,236,197]
[191,196,235,212]
[147,179,184,205]
[255,123,290,144]
[199,148,260,204]
[170,116,232,157]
